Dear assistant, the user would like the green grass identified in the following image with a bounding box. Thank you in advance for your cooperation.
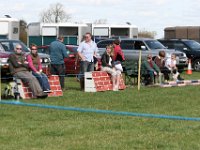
[0,72,200,150]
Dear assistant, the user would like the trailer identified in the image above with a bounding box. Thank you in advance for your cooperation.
[91,24,138,42]
[27,22,89,46]
[164,26,200,42]
[28,22,138,46]
[0,18,19,40]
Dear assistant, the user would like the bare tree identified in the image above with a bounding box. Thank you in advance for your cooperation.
[138,29,157,39]
[40,3,71,23]
[94,19,107,24]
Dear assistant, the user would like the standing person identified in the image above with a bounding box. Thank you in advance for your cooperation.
[8,44,47,98]
[154,51,171,81]
[165,54,184,81]
[112,39,125,62]
[27,45,51,93]
[77,32,98,90]
[101,45,121,91]
[49,36,68,90]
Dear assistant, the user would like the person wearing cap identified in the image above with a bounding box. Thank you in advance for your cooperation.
[142,54,161,85]
[8,44,47,98]
[27,45,51,93]
[49,36,68,90]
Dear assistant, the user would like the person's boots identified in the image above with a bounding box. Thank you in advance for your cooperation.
[80,78,85,91]
[177,75,184,81]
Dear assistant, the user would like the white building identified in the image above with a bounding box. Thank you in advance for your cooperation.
[0,18,19,40]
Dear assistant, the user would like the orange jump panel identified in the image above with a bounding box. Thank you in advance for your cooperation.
[85,71,126,92]
[18,75,63,99]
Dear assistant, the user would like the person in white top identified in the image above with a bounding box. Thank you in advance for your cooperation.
[77,32,98,90]
[165,54,184,81]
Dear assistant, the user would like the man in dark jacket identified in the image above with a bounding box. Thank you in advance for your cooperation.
[142,54,161,85]
[49,36,68,89]
[9,44,47,98]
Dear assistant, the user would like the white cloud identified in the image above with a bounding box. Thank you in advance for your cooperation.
[138,11,158,17]
[1,0,200,38]
[13,3,26,11]
[150,0,168,5]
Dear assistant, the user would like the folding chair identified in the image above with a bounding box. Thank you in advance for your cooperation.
[123,61,138,85]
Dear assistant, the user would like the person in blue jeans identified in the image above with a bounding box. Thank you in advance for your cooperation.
[77,32,98,90]
[27,45,51,93]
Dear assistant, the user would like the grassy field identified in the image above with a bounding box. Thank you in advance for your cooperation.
[0,72,200,150]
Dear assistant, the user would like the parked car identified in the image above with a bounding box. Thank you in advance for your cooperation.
[97,38,188,70]
[0,39,50,77]
[158,39,200,71]
[37,45,101,75]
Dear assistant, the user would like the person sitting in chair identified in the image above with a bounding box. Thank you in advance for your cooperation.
[154,51,171,82]
[142,54,161,85]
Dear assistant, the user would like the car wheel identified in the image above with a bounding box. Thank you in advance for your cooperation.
[193,59,200,71]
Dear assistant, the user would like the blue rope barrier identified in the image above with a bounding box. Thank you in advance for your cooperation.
[0,100,200,122]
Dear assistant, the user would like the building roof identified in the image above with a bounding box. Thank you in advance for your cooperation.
[92,23,137,28]
[28,22,88,27]
[0,17,19,22]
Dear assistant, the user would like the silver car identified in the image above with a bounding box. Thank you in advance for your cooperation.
[97,38,188,69]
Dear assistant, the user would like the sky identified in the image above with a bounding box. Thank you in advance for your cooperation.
[1,0,200,38]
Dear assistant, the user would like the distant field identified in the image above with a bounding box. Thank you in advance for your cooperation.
[0,72,200,150]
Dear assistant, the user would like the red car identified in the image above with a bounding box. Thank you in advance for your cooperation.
[37,45,101,75]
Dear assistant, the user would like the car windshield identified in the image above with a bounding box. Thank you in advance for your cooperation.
[184,40,200,50]
[145,40,166,49]
[0,41,30,52]
[15,41,30,52]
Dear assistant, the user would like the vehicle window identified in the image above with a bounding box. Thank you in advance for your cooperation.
[97,40,113,48]
[184,40,200,50]
[145,40,166,49]
[0,42,11,51]
[160,41,174,49]
[72,47,78,52]
[120,40,135,49]
[38,48,49,54]
[0,44,4,51]
[133,41,146,50]
[174,42,186,51]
